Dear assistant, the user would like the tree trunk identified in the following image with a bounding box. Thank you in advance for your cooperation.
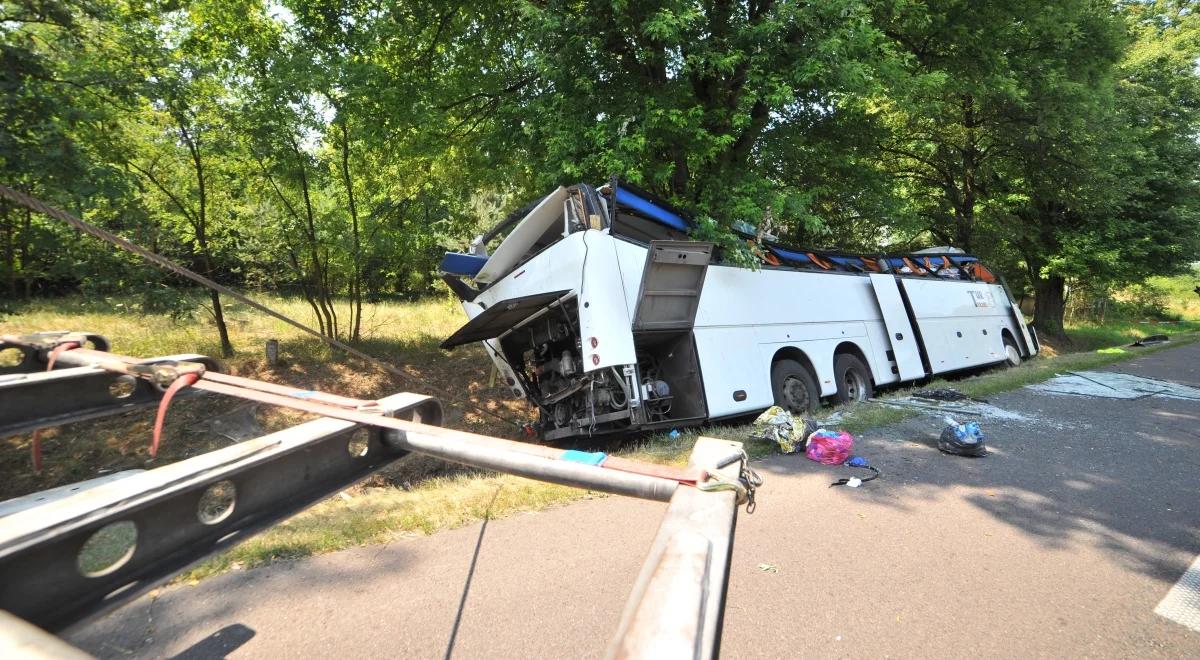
[20,206,31,298]
[2,199,13,298]
[956,94,979,252]
[291,139,338,339]
[338,120,363,342]
[1033,275,1067,340]
[181,121,234,357]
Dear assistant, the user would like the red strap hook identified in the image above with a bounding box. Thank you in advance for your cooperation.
[150,372,200,458]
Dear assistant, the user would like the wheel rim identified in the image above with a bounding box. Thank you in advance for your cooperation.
[843,370,866,401]
[1006,344,1021,365]
[782,376,811,412]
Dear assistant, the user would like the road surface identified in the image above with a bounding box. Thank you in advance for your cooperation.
[69,342,1200,657]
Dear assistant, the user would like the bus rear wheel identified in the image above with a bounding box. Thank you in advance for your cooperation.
[1003,336,1022,367]
[833,354,873,404]
[771,359,819,414]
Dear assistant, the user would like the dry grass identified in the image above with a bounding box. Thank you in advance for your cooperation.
[0,293,531,499]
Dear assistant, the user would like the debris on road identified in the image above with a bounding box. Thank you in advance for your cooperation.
[937,418,987,457]
[1131,334,1170,347]
[806,430,854,465]
[830,456,881,488]
[757,563,780,574]
[749,405,815,454]
[1028,371,1200,401]
[912,387,988,404]
[875,396,1033,423]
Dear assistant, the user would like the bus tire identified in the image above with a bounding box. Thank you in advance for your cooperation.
[771,359,820,414]
[1003,336,1022,367]
[833,354,873,404]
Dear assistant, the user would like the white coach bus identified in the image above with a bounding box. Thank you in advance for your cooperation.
[439,182,1038,441]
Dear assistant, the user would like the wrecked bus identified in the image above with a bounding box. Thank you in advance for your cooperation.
[439,182,1038,441]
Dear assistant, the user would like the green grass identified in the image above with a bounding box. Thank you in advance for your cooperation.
[1057,319,1200,352]
[4,292,1198,582]
[1146,266,1200,320]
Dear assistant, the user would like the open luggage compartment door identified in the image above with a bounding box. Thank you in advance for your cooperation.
[632,241,713,332]
[868,274,926,380]
[441,290,572,349]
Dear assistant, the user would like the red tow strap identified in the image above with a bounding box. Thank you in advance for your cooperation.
[30,341,80,473]
[150,372,200,458]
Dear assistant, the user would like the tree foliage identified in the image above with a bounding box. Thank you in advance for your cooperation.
[1,0,1198,343]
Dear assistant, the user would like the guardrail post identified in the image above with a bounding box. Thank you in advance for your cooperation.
[607,437,745,659]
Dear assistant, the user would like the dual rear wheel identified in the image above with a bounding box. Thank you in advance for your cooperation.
[770,354,873,414]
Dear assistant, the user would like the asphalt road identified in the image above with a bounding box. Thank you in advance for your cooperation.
[69,343,1200,658]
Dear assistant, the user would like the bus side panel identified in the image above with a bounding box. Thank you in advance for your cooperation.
[862,321,904,387]
[476,232,586,304]
[693,327,773,417]
[694,267,884,327]
[900,278,1016,374]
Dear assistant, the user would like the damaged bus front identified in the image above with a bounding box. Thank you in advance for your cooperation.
[439,183,709,441]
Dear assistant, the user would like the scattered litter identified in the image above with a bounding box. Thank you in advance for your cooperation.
[1132,334,1170,347]
[1028,371,1200,401]
[912,387,988,404]
[667,428,681,440]
[937,418,987,457]
[749,405,816,454]
[806,429,853,465]
[818,410,846,426]
[757,563,779,574]
[876,396,1033,423]
[830,455,882,488]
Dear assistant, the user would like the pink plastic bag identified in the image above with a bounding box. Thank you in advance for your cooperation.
[805,430,853,465]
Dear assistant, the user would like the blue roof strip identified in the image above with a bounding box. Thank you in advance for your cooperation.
[440,252,488,277]
[769,246,813,264]
[614,187,691,232]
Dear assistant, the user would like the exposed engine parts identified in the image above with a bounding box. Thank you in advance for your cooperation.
[498,300,684,441]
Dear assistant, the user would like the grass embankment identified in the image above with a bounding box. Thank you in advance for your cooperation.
[0,294,529,499]
[2,294,1197,580]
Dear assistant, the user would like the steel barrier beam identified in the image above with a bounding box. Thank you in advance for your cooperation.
[0,367,172,437]
[0,392,442,632]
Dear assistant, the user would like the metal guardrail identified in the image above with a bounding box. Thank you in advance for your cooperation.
[0,333,752,658]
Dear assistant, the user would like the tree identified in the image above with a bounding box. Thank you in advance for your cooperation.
[472,0,888,243]
[1006,0,1200,337]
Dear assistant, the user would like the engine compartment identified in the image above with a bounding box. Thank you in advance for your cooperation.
[497,299,706,441]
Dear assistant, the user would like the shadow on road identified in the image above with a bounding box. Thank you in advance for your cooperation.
[444,485,502,660]
[169,623,255,659]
